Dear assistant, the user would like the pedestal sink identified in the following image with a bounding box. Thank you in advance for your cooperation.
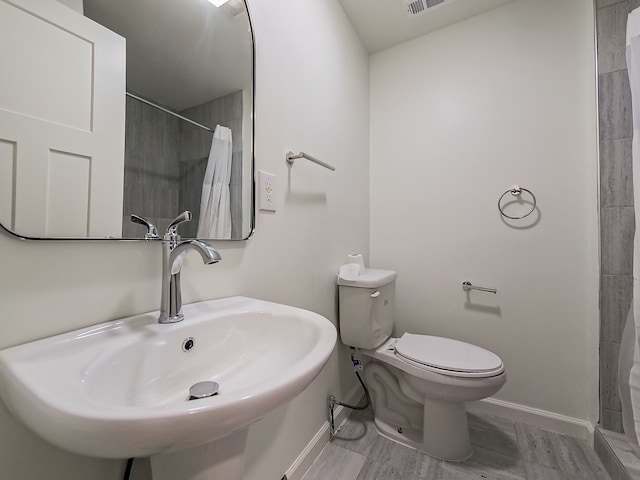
[0,296,337,479]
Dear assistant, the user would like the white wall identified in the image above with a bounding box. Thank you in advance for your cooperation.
[56,0,83,14]
[0,0,369,479]
[370,0,599,424]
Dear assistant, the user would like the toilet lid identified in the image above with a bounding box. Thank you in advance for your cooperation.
[394,333,503,374]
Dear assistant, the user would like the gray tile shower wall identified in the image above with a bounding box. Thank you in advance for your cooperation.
[599,70,632,141]
[600,138,634,207]
[597,0,638,432]
[122,97,182,238]
[601,207,635,275]
[122,91,244,239]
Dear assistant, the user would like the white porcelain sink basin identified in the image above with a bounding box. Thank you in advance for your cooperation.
[0,296,337,459]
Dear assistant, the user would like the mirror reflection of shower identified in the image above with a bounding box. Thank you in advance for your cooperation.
[122,92,244,239]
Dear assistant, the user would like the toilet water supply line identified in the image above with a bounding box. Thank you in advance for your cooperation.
[328,347,372,439]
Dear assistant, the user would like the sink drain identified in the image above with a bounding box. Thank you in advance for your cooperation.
[182,337,195,352]
[188,381,219,400]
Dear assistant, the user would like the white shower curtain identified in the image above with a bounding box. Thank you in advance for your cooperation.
[626,8,640,443]
[197,125,233,239]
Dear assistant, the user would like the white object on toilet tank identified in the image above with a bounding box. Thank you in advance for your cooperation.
[337,253,365,281]
[338,269,397,350]
[338,263,361,281]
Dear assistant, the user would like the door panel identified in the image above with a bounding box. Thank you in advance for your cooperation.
[0,0,125,237]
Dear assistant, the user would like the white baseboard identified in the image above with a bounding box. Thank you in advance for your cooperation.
[283,387,363,480]
[467,398,595,443]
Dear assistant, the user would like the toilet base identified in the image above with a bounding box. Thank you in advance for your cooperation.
[421,397,473,461]
[364,360,478,461]
[371,400,473,462]
[373,417,423,452]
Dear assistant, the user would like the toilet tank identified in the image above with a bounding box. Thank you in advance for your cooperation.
[338,269,397,350]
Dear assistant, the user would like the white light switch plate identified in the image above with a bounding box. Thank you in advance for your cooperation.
[258,170,276,212]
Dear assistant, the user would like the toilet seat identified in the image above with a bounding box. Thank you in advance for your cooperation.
[394,333,504,378]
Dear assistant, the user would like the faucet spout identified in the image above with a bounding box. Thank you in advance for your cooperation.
[159,238,221,324]
[170,240,222,274]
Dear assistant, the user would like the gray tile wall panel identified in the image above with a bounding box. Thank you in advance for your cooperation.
[598,2,630,74]
[601,341,623,412]
[601,275,633,343]
[597,0,636,434]
[599,70,633,141]
[601,138,634,207]
[601,207,635,276]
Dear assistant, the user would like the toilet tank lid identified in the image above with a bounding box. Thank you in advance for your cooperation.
[337,268,397,288]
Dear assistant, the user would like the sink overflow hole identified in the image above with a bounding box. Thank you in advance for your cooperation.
[182,337,195,352]
[189,381,219,400]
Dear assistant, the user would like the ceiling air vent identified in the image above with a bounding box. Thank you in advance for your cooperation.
[404,0,446,18]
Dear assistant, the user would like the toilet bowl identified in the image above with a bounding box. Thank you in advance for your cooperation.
[362,335,505,460]
[337,268,506,461]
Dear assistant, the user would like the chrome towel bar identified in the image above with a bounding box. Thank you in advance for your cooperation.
[286,151,336,171]
[462,281,497,294]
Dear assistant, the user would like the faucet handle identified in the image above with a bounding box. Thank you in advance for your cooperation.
[130,214,159,239]
[165,211,192,240]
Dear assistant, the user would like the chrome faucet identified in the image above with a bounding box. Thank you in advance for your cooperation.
[130,214,159,240]
[159,211,221,324]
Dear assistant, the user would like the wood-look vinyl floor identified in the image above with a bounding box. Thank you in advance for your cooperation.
[301,408,609,480]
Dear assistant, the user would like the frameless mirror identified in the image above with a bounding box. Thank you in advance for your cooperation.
[0,0,254,240]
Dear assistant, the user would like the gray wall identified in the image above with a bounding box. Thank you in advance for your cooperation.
[597,0,638,432]
[122,96,182,237]
[122,90,243,238]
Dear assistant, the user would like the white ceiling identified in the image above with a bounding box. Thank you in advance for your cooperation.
[338,0,514,53]
[83,0,252,111]
[81,0,513,110]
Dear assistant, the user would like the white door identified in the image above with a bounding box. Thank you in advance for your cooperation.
[0,0,125,237]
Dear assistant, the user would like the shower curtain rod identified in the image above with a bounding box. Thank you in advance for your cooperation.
[126,92,215,134]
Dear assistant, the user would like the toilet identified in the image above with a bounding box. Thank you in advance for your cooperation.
[338,268,506,461]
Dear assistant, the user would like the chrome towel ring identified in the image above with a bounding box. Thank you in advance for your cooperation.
[498,185,536,220]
